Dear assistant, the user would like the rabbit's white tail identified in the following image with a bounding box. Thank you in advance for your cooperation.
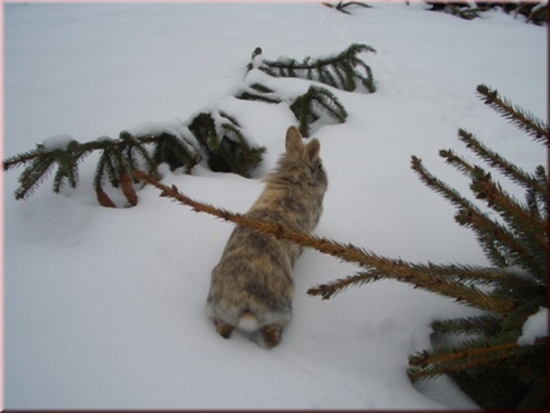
[238,311,260,332]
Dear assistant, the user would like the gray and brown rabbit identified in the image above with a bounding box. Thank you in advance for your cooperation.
[205,126,328,347]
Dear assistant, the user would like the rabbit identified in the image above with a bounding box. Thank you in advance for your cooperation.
[205,125,328,347]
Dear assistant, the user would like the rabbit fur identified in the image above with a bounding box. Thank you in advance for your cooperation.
[205,126,328,347]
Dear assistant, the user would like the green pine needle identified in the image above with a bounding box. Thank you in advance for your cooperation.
[257,43,376,93]
[476,84,549,146]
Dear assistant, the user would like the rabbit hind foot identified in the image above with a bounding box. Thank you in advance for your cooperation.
[262,324,283,348]
[215,319,234,339]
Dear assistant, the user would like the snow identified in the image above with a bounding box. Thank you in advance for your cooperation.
[3,1,546,410]
[41,134,75,152]
[517,307,548,346]
[129,120,187,139]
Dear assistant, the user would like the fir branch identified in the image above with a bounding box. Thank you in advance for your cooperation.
[5,110,260,204]
[322,2,372,15]
[408,336,546,382]
[439,148,477,177]
[119,131,158,176]
[413,155,546,279]
[51,149,80,193]
[446,3,480,20]
[256,43,376,93]
[6,136,158,173]
[306,268,509,313]
[515,2,548,25]
[3,148,45,171]
[421,262,542,291]
[457,129,546,197]
[455,207,545,280]
[306,270,384,299]
[150,132,201,174]
[533,165,549,218]
[133,169,390,268]
[500,295,548,332]
[94,144,120,189]
[92,136,149,207]
[290,86,348,137]
[431,315,503,336]
[308,261,542,301]
[188,111,265,177]
[517,380,548,410]
[14,153,57,200]
[469,167,547,252]
[411,155,476,212]
[235,83,282,104]
[132,170,517,315]
[476,84,550,146]
[438,148,547,277]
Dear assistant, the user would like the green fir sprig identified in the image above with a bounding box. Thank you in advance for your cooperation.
[322,2,372,15]
[290,86,348,137]
[133,84,548,409]
[3,111,263,206]
[476,84,550,145]
[252,43,376,93]
[425,2,547,25]
[5,44,377,206]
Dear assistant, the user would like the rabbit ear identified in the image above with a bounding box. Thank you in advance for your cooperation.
[305,138,320,163]
[285,126,304,155]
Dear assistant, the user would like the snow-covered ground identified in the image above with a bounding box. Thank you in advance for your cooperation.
[3,1,546,409]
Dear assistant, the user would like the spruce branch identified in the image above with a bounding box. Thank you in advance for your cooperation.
[306,268,517,314]
[132,169,517,315]
[51,149,80,193]
[5,109,262,205]
[322,2,372,15]
[438,147,547,277]
[413,155,546,279]
[431,315,503,336]
[455,207,545,279]
[149,132,201,174]
[439,148,477,177]
[189,111,265,177]
[14,152,57,200]
[408,338,546,382]
[235,83,282,104]
[290,86,348,137]
[500,295,548,332]
[119,131,158,176]
[306,270,384,299]
[408,87,547,406]
[446,3,482,20]
[515,1,548,25]
[3,147,49,171]
[469,167,547,252]
[476,84,550,146]
[426,2,547,25]
[254,43,376,93]
[457,129,546,197]
[308,260,542,301]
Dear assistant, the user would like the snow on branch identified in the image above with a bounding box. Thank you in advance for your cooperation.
[4,43,376,206]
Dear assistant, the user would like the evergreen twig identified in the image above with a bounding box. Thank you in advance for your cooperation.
[457,129,546,196]
[132,169,518,315]
[408,337,546,381]
[254,43,376,93]
[426,2,547,25]
[431,315,503,336]
[412,155,545,279]
[476,84,550,146]
[322,2,372,15]
[4,111,262,205]
[290,86,348,137]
